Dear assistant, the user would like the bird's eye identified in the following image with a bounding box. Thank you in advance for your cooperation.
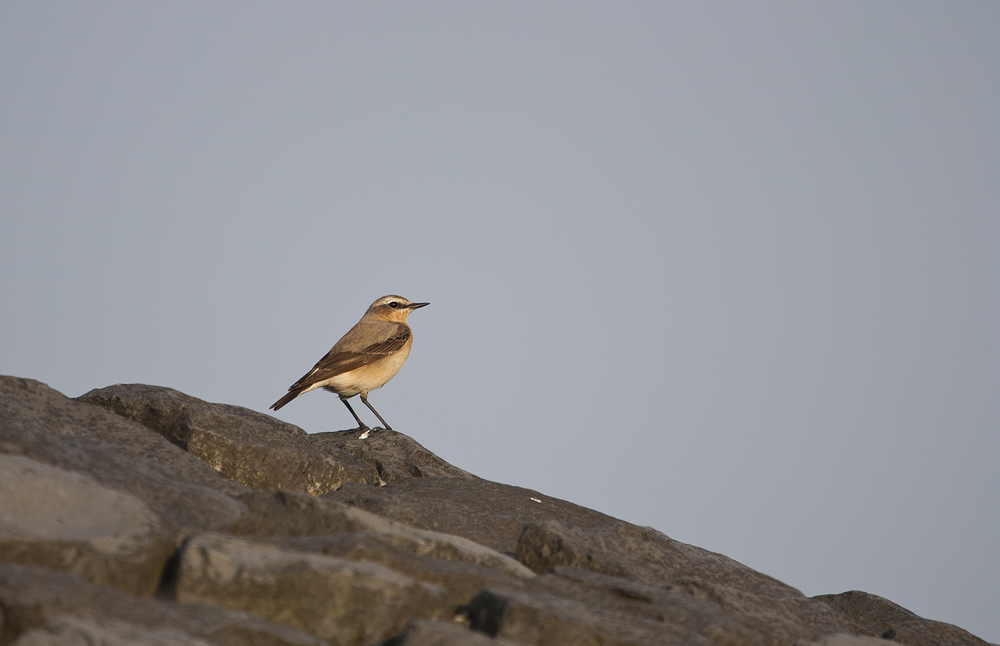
[388,301,400,309]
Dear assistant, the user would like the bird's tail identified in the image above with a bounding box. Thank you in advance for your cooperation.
[269,389,301,411]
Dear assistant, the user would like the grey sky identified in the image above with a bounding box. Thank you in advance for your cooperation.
[2,2,998,641]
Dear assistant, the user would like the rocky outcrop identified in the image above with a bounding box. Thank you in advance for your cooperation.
[79,383,470,494]
[0,563,326,646]
[815,591,990,646]
[0,376,992,646]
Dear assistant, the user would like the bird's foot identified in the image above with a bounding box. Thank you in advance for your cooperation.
[359,426,392,439]
[349,424,372,440]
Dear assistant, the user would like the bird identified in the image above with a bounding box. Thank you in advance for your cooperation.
[270,295,428,435]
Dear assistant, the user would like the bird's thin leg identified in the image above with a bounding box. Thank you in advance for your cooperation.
[360,394,392,431]
[341,398,370,431]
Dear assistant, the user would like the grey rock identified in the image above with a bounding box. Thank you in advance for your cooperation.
[228,490,533,581]
[311,429,473,482]
[794,635,896,646]
[525,567,777,645]
[231,490,377,536]
[3,377,993,646]
[263,533,529,611]
[176,534,451,645]
[12,616,214,646]
[467,586,721,646]
[277,499,533,579]
[325,477,616,553]
[326,478,859,644]
[513,520,861,643]
[79,383,377,494]
[0,454,176,597]
[386,620,525,646]
[0,563,329,646]
[0,377,246,499]
[815,590,992,646]
[0,377,250,532]
[231,490,532,581]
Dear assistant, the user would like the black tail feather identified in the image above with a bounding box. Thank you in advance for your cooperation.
[269,389,302,411]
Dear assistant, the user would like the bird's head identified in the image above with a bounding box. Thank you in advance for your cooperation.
[365,295,429,322]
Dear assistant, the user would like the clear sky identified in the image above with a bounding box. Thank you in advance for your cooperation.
[2,2,998,641]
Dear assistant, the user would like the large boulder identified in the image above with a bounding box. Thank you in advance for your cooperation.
[326,477,860,644]
[0,377,250,533]
[814,591,992,646]
[0,454,175,597]
[175,534,450,645]
[0,563,328,646]
[0,377,993,646]
[78,384,469,493]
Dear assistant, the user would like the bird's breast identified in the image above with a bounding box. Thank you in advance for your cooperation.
[322,343,412,397]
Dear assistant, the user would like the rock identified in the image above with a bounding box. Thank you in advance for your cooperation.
[814,590,993,646]
[225,490,532,582]
[386,620,525,646]
[80,385,471,487]
[172,492,532,630]
[326,478,861,644]
[256,494,532,578]
[325,476,616,553]
[462,565,817,646]
[794,635,896,646]
[229,489,533,583]
[1,377,994,646]
[467,586,723,646]
[311,429,473,482]
[263,533,529,611]
[12,616,214,646]
[513,520,860,642]
[522,566,777,645]
[79,383,378,494]
[0,377,250,532]
[0,563,329,646]
[0,454,176,596]
[0,378,246,499]
[231,490,378,537]
[179,490,534,610]
[175,534,450,644]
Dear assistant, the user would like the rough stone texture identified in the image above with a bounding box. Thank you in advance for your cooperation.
[327,478,859,644]
[0,563,328,646]
[463,566,804,646]
[11,616,215,646]
[262,534,529,611]
[311,429,473,482]
[794,636,896,646]
[0,377,993,646]
[518,566,778,645]
[326,476,615,553]
[79,384,377,494]
[176,534,449,645]
[386,620,525,646]
[815,591,993,646]
[0,377,250,532]
[468,585,726,646]
[513,520,860,643]
[0,455,176,597]
[231,491,534,579]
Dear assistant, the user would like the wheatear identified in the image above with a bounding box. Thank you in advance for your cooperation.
[270,295,428,435]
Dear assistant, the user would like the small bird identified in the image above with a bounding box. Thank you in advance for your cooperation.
[270,295,428,435]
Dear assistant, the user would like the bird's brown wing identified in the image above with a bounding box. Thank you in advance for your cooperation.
[288,323,411,391]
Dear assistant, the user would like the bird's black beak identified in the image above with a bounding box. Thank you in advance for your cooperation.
[409,302,430,309]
